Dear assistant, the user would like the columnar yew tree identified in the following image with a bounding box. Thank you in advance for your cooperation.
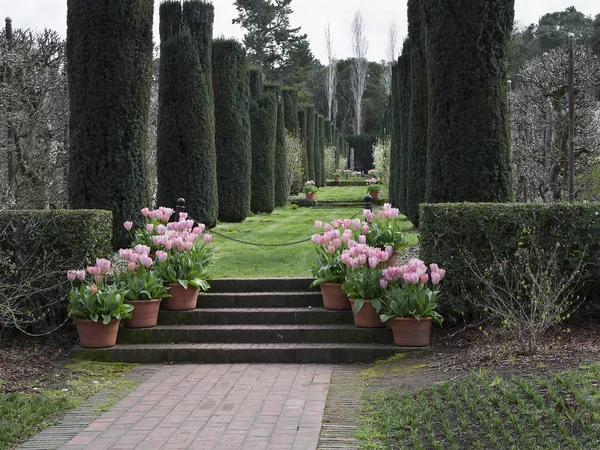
[305,105,316,182]
[424,0,514,202]
[405,0,428,225]
[389,62,400,208]
[314,114,323,187]
[319,116,327,184]
[157,0,218,227]
[264,84,288,207]
[250,91,277,213]
[212,39,251,222]
[248,66,262,99]
[67,0,153,247]
[397,47,411,213]
[282,87,299,135]
[297,107,309,180]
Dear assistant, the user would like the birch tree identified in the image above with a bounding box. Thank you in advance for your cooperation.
[325,22,337,122]
[350,11,368,134]
[383,21,398,96]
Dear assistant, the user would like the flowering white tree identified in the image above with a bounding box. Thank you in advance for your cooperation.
[383,21,398,97]
[325,23,337,123]
[350,11,369,134]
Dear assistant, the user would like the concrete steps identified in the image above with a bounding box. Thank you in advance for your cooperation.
[70,278,407,363]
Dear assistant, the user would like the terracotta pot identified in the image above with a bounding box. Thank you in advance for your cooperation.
[349,299,385,328]
[334,177,340,184]
[125,299,162,328]
[320,283,351,310]
[388,251,400,267]
[390,317,433,346]
[164,283,199,311]
[75,318,120,348]
[305,192,316,200]
[369,191,380,199]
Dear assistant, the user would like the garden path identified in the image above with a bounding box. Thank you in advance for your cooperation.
[57,363,331,450]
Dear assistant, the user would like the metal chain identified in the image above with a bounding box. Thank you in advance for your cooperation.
[205,209,365,247]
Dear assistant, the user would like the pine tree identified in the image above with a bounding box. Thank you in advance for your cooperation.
[212,39,252,222]
[424,0,514,203]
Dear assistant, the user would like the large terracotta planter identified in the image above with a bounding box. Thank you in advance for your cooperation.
[334,177,340,184]
[305,192,316,200]
[320,283,351,310]
[164,283,199,311]
[75,318,120,348]
[125,299,162,328]
[349,299,385,328]
[388,251,400,267]
[390,317,433,346]
[369,191,380,199]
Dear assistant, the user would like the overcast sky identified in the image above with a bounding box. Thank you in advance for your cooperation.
[3,0,599,62]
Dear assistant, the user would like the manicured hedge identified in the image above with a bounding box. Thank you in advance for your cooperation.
[397,47,411,213]
[282,87,299,135]
[345,134,377,173]
[248,66,262,100]
[419,203,600,322]
[212,39,251,222]
[314,114,324,187]
[389,62,399,209]
[0,210,112,333]
[304,105,316,182]
[297,108,309,181]
[250,91,277,213]
[67,0,153,248]
[264,84,288,207]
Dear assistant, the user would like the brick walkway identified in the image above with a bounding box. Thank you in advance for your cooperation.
[60,364,332,450]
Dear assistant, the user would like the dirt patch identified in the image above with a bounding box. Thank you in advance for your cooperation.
[0,331,78,394]
[362,318,600,395]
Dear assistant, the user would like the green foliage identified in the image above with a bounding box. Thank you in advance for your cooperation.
[264,84,288,207]
[250,91,278,213]
[366,219,406,251]
[304,105,316,182]
[68,284,133,324]
[419,202,600,321]
[248,65,262,99]
[424,0,514,204]
[310,247,346,286]
[397,48,411,213]
[156,242,212,290]
[0,210,112,333]
[212,39,252,222]
[297,107,309,181]
[157,7,218,227]
[345,134,377,172]
[282,87,299,135]
[405,0,428,226]
[342,268,384,313]
[381,285,443,324]
[114,268,170,301]
[66,0,153,248]
[314,114,324,187]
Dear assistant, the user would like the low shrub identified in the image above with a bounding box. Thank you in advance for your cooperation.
[0,210,113,334]
[419,203,600,322]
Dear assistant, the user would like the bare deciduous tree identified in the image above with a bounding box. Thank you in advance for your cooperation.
[350,11,368,134]
[383,21,398,97]
[509,45,600,202]
[325,22,337,123]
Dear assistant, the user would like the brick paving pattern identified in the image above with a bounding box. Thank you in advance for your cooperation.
[60,363,332,450]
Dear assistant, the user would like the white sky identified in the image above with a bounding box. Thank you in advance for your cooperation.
[2,0,598,62]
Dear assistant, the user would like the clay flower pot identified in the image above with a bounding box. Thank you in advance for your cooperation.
[305,192,316,200]
[75,318,120,348]
[369,191,380,199]
[320,283,351,310]
[125,299,162,328]
[349,299,385,328]
[164,283,199,311]
[334,177,340,184]
[390,317,433,346]
[387,251,400,267]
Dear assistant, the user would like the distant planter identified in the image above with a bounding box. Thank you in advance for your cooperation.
[369,191,380,199]
[305,192,316,200]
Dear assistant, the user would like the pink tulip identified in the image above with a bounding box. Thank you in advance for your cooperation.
[155,251,168,262]
[347,240,357,249]
[386,246,394,256]
[343,219,352,229]
[327,245,335,254]
[164,239,174,250]
[341,233,350,243]
[362,224,369,234]
[324,223,332,232]
[129,253,139,262]
[380,252,389,262]
[186,219,194,229]
[162,208,174,220]
[146,223,154,233]
[420,274,429,284]
[184,241,193,251]
[94,275,103,283]
[67,270,77,282]
[139,254,153,267]
[438,269,446,281]
[350,258,359,268]
[431,272,440,285]
[358,254,367,265]
[87,265,99,276]
[359,235,366,244]
[311,234,321,245]
[332,219,342,227]
[76,270,86,280]
[90,285,98,293]
[156,224,166,235]
[314,220,322,230]
[430,263,439,273]
[353,219,361,229]
[368,256,379,268]
[204,234,212,244]
[123,221,133,231]
[333,238,341,248]
[380,278,389,289]
[341,252,351,265]
[363,209,371,219]
[127,261,137,272]
[141,207,150,217]
[179,212,188,220]
[378,210,386,219]
[96,259,111,273]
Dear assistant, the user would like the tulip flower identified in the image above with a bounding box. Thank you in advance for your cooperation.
[359,235,366,244]
[141,207,150,217]
[67,270,77,282]
[179,212,188,220]
[380,278,389,289]
[431,272,440,285]
[90,285,98,293]
[368,256,379,269]
[94,275,104,283]
[430,263,439,273]
[139,254,153,267]
[314,220,322,230]
[420,273,429,284]
[204,234,212,244]
[76,270,86,280]
[146,224,154,233]
[327,245,335,254]
[127,261,137,272]
[123,221,133,231]
[155,251,168,262]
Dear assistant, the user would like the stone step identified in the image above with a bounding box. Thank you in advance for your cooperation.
[197,291,323,308]
[117,324,393,345]
[71,343,408,364]
[208,278,317,293]
[157,307,354,326]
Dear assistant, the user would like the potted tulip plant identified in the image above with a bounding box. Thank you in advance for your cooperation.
[115,245,170,328]
[368,169,378,178]
[67,260,133,348]
[309,218,363,310]
[153,213,212,311]
[303,180,318,200]
[366,177,382,199]
[343,169,352,179]
[340,244,392,328]
[332,171,343,184]
[362,204,406,266]
[379,260,445,346]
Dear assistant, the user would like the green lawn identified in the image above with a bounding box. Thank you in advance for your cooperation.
[0,361,137,449]
[209,205,416,278]
[357,364,600,449]
[316,185,389,202]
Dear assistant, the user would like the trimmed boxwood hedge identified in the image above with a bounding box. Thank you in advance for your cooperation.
[0,210,112,333]
[250,91,277,213]
[419,202,600,322]
[264,83,288,207]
